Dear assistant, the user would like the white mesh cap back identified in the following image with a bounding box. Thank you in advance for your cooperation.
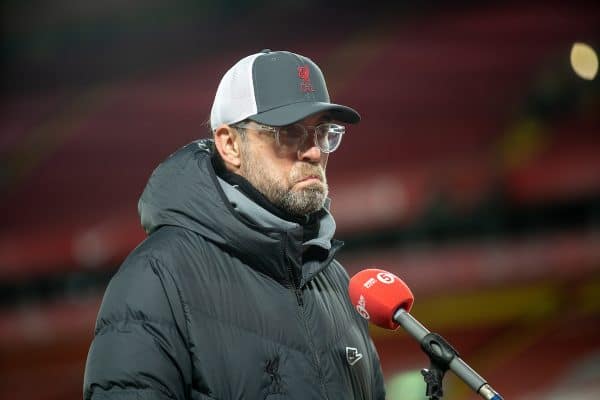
[210,53,261,131]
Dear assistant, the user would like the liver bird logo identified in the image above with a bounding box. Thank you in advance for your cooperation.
[297,65,315,93]
[297,65,310,81]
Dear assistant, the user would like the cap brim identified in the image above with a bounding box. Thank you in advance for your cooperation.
[249,102,360,126]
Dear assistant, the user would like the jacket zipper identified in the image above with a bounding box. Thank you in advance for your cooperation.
[284,237,329,400]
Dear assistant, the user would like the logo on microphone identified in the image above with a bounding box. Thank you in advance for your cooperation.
[363,278,377,288]
[355,295,370,320]
[346,347,363,366]
[377,272,396,284]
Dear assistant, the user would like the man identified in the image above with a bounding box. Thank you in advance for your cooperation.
[84,49,386,399]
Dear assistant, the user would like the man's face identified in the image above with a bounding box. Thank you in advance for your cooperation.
[237,113,331,216]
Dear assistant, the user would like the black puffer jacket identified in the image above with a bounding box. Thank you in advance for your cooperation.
[83,139,385,400]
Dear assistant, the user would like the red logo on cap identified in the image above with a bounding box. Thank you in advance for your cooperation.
[298,66,310,81]
[297,65,315,93]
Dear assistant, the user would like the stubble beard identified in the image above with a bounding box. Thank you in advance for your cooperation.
[239,145,328,216]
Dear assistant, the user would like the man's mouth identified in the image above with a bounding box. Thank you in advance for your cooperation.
[297,175,322,183]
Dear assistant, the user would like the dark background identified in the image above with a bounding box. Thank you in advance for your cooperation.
[1,1,599,398]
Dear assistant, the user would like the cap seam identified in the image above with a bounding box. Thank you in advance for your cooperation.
[251,53,262,112]
[254,99,327,114]
[249,102,359,126]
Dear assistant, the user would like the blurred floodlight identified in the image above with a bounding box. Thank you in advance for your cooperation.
[570,42,598,80]
[386,370,427,399]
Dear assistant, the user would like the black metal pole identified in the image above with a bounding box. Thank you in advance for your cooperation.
[393,309,504,400]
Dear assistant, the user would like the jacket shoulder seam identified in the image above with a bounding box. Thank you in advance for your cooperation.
[147,255,194,347]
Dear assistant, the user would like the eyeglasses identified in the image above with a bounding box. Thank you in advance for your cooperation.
[233,121,345,154]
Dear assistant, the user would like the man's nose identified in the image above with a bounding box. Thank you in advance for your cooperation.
[297,136,322,162]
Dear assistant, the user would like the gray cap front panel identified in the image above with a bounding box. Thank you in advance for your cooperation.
[252,51,330,113]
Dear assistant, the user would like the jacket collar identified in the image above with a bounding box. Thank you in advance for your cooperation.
[138,139,342,287]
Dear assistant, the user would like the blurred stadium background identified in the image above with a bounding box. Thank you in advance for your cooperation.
[1,1,599,399]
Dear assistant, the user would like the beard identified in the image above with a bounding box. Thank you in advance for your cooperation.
[239,144,328,216]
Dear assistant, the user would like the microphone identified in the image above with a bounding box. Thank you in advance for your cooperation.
[349,268,503,400]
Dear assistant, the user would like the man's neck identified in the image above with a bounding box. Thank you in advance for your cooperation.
[211,154,311,226]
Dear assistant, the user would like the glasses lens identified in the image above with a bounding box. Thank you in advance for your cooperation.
[277,124,307,148]
[315,123,345,153]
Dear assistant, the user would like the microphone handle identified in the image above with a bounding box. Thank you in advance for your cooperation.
[393,308,503,400]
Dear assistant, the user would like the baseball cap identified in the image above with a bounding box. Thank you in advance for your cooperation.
[210,49,360,130]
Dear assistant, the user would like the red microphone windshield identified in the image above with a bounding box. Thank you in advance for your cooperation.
[348,268,414,330]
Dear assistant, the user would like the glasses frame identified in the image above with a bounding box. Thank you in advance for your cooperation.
[233,121,345,154]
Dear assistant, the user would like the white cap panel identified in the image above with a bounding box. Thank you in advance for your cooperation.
[210,53,261,130]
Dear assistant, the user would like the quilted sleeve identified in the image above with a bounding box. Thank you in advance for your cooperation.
[83,256,191,400]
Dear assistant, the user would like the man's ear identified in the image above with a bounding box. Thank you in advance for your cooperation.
[213,124,243,170]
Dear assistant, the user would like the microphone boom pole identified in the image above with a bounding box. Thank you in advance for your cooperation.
[394,308,503,400]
